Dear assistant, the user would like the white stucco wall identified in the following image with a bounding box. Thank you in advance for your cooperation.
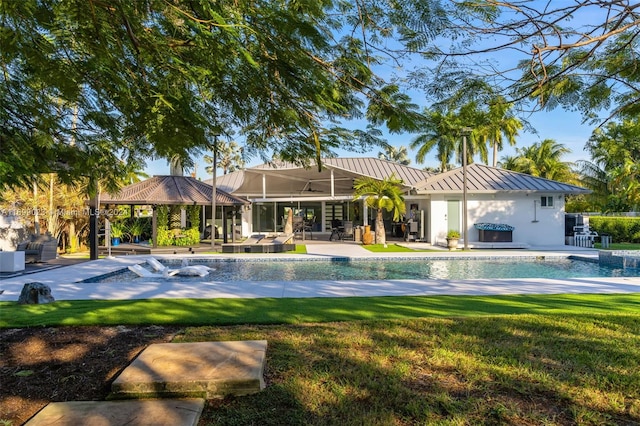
[427,193,566,246]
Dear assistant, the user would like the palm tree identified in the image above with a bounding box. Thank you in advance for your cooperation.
[352,174,406,245]
[500,139,575,183]
[411,103,488,171]
[575,159,610,211]
[205,140,245,175]
[477,97,523,167]
[410,109,459,172]
[378,145,411,165]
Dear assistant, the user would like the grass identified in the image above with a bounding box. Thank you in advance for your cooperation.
[362,243,439,252]
[2,294,640,328]
[177,314,640,425]
[3,295,639,424]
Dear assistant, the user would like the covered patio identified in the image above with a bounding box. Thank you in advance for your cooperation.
[96,175,249,255]
[215,158,431,238]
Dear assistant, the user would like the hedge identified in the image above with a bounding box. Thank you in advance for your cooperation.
[588,216,640,243]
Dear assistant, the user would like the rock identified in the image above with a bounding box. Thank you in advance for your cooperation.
[18,282,55,304]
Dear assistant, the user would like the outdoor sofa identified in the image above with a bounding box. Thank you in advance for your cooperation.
[16,234,58,263]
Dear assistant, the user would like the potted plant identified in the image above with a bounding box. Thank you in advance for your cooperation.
[446,229,460,250]
[128,219,144,244]
[109,221,125,246]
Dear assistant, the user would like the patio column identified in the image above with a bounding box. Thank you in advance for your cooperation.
[152,206,158,248]
[330,169,334,197]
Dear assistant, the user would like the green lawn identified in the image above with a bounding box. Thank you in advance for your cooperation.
[2,294,640,328]
[183,313,640,425]
[362,243,435,252]
[3,295,640,424]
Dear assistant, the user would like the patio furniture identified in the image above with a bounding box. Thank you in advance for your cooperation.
[222,235,265,253]
[341,221,354,241]
[0,251,25,272]
[244,233,295,253]
[16,235,58,263]
[329,220,343,241]
[293,216,313,240]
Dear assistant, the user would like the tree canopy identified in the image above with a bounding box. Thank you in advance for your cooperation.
[579,119,640,211]
[4,0,639,197]
[408,0,640,124]
[500,139,575,183]
[1,0,431,193]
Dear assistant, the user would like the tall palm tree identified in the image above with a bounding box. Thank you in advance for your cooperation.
[500,139,575,183]
[457,101,489,166]
[410,109,459,172]
[411,103,488,172]
[352,174,406,245]
[477,97,523,167]
[378,145,411,165]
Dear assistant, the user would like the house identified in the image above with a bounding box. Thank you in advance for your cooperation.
[213,158,590,247]
[413,163,590,246]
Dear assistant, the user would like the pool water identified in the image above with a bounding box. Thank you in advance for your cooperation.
[86,257,638,283]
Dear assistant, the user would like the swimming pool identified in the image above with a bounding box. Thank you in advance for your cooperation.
[85,256,639,283]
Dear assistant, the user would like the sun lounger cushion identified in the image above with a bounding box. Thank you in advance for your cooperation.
[128,264,158,277]
[146,257,167,272]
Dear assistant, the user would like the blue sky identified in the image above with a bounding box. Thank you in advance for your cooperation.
[144,106,594,179]
[144,2,600,179]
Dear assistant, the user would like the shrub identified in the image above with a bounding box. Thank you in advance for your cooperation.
[588,216,640,243]
[156,226,174,246]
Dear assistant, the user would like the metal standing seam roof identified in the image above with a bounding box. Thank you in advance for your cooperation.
[414,163,591,194]
[321,158,433,187]
[100,176,249,206]
[214,157,433,194]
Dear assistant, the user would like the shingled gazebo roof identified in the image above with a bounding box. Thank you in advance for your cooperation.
[100,175,249,206]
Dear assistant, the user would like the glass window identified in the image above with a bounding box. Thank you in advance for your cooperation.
[540,196,554,208]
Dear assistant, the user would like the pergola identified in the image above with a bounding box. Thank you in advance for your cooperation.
[93,176,248,256]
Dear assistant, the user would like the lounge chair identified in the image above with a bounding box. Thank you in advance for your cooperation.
[222,235,265,253]
[128,264,163,277]
[146,257,167,272]
[132,257,213,278]
[244,233,295,253]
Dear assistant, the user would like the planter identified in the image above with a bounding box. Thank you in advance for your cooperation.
[111,237,121,246]
[362,225,374,245]
[446,237,459,250]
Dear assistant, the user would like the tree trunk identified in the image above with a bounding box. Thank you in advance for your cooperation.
[375,209,385,245]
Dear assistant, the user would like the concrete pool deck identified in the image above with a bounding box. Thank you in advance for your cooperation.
[1,243,639,301]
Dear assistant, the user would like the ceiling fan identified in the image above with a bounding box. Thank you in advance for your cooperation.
[300,182,322,193]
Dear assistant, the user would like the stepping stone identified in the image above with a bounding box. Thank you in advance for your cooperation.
[24,399,204,426]
[111,340,267,399]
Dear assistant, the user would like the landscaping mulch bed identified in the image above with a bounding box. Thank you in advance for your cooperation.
[0,325,180,425]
